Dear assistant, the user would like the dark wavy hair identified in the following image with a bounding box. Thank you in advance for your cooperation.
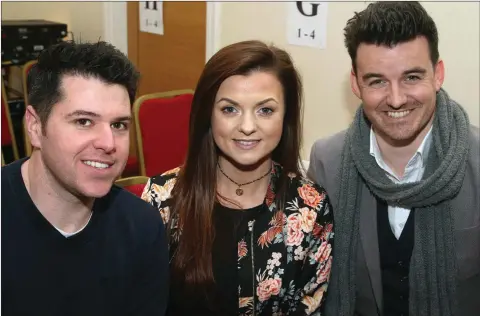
[27,40,139,129]
[170,40,303,286]
[344,1,439,72]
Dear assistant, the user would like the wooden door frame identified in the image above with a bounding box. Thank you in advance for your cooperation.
[102,1,220,62]
[103,1,219,162]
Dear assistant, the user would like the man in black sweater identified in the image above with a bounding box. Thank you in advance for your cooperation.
[1,41,169,315]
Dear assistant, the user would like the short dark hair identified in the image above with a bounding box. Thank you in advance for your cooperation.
[27,41,139,127]
[344,1,439,71]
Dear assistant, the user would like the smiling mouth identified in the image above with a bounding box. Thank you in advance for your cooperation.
[82,160,113,169]
[386,110,412,118]
[234,140,260,149]
[235,140,260,145]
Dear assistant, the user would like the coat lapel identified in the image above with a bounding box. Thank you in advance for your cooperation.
[359,183,383,313]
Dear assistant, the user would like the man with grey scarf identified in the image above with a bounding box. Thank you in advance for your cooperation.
[308,2,479,316]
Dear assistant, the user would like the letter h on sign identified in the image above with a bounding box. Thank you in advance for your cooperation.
[145,1,158,11]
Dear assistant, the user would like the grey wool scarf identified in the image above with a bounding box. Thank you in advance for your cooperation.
[325,88,470,316]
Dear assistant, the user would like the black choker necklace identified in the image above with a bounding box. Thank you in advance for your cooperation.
[217,162,272,196]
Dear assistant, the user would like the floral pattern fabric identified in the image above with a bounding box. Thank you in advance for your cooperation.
[141,163,334,315]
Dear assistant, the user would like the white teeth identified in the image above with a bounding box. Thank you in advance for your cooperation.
[387,110,410,118]
[83,160,110,169]
[237,140,258,146]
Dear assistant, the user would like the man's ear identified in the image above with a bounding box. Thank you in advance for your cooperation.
[24,105,43,149]
[434,59,445,91]
[350,68,361,99]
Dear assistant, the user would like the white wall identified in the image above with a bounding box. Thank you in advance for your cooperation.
[1,1,105,43]
[217,1,480,159]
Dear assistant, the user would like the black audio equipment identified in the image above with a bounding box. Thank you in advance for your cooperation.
[1,19,68,65]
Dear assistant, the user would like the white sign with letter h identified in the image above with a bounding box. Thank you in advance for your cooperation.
[139,1,164,35]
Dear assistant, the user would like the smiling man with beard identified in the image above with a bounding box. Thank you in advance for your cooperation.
[308,2,479,316]
[1,41,169,316]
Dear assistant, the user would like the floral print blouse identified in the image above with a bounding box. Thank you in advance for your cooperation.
[141,162,334,315]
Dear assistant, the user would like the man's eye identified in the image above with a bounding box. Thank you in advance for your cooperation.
[76,119,92,126]
[112,122,128,130]
[369,79,386,87]
[406,75,420,82]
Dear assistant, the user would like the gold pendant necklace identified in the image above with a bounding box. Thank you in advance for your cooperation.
[217,162,272,196]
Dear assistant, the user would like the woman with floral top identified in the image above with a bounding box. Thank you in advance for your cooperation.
[141,40,334,316]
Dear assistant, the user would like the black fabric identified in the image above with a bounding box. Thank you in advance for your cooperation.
[1,158,169,316]
[377,199,415,316]
[168,203,262,316]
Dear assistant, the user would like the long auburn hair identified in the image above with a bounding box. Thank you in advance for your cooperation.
[170,40,303,286]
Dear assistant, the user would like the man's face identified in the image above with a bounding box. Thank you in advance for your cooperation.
[351,36,444,145]
[28,75,131,198]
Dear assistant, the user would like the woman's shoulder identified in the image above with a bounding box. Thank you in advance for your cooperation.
[285,170,328,196]
[142,166,181,206]
[284,171,332,219]
[149,166,181,186]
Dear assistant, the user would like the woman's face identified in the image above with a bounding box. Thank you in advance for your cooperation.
[211,71,285,168]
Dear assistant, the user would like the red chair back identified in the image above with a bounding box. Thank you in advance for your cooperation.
[1,81,19,160]
[134,90,193,177]
[115,176,149,198]
[123,183,147,197]
[1,90,13,146]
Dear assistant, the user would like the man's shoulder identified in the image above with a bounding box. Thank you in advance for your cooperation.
[311,129,348,161]
[1,159,27,203]
[1,164,14,187]
[469,124,479,145]
[467,124,479,169]
[2,158,24,179]
[106,186,164,233]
